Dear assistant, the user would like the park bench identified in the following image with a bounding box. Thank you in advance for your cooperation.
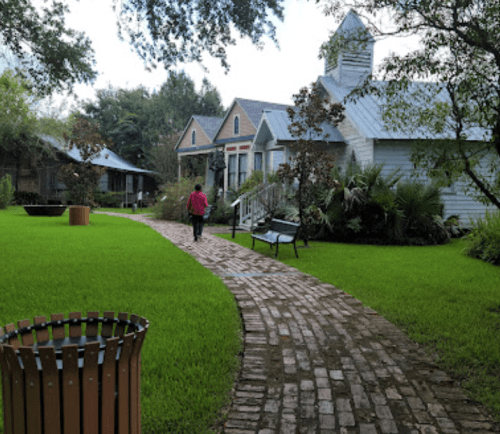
[251,218,300,258]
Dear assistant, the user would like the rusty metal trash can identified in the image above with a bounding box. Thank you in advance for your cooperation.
[0,311,149,434]
[69,205,90,226]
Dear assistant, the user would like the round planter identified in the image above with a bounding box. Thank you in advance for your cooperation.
[23,205,67,216]
[69,206,90,226]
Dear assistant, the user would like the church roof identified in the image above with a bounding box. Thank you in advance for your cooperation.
[334,9,375,43]
[319,75,489,142]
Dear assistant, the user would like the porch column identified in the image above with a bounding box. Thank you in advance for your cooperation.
[178,154,182,181]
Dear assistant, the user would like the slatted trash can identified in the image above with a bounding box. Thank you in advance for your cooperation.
[0,311,149,434]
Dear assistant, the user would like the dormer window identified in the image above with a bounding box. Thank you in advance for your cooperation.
[234,116,240,135]
[191,130,196,145]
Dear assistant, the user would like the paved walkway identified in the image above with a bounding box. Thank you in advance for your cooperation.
[101,213,499,434]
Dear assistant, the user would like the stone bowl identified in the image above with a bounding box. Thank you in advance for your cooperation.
[23,205,68,216]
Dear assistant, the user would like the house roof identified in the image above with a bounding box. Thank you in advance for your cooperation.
[192,115,223,140]
[319,75,489,141]
[212,97,291,144]
[175,115,223,150]
[41,135,153,174]
[236,98,291,128]
[254,110,345,145]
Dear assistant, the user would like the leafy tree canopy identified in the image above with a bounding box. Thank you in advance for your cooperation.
[0,69,36,150]
[81,71,224,168]
[0,0,97,96]
[321,0,500,209]
[114,0,285,70]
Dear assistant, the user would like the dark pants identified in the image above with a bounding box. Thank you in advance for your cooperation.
[192,214,204,239]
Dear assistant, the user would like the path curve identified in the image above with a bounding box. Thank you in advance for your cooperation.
[99,212,499,434]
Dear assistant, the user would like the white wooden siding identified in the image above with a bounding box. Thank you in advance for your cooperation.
[374,141,495,225]
[272,151,284,172]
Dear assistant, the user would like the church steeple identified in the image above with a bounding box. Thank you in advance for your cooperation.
[325,10,375,87]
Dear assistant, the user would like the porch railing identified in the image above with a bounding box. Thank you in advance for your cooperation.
[231,183,289,231]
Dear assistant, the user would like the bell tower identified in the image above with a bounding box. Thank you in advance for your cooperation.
[325,10,375,87]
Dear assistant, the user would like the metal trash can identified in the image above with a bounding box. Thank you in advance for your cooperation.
[0,311,149,434]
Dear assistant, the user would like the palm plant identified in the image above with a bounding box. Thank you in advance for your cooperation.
[395,181,448,243]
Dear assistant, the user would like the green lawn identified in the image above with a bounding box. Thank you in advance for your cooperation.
[217,232,500,419]
[0,207,242,433]
[94,206,154,215]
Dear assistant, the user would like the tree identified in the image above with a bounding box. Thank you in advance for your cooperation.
[114,0,285,71]
[0,69,49,190]
[277,82,345,246]
[0,70,35,149]
[321,0,500,209]
[0,0,96,95]
[147,132,181,185]
[59,118,109,206]
[81,72,224,168]
[82,86,152,166]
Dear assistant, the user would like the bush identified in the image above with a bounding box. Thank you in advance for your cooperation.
[463,211,500,265]
[210,198,235,225]
[153,176,204,221]
[14,190,42,205]
[94,191,125,208]
[239,170,264,195]
[302,163,450,245]
[0,174,15,209]
[238,171,282,196]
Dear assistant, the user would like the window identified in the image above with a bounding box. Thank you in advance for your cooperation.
[191,130,196,145]
[238,154,248,187]
[228,155,237,188]
[254,152,262,171]
[234,116,240,135]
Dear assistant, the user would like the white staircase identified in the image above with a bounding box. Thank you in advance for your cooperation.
[231,183,289,231]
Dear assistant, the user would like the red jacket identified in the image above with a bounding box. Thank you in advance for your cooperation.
[187,191,208,216]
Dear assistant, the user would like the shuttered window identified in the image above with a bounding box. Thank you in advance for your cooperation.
[238,154,248,187]
[228,155,237,188]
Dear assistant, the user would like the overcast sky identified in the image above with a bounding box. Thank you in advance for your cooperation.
[3,0,420,114]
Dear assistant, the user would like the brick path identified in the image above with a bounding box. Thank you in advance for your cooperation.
[101,213,499,434]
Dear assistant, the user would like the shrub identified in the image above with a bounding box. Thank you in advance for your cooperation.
[94,191,125,208]
[463,211,500,265]
[14,190,42,205]
[0,174,15,209]
[153,176,204,221]
[239,171,282,196]
[312,163,449,245]
[239,170,264,195]
[210,198,235,225]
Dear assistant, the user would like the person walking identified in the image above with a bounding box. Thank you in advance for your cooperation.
[186,183,208,241]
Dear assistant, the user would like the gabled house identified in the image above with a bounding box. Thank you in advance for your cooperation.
[175,115,224,186]
[253,109,345,182]
[176,9,494,224]
[0,135,156,205]
[175,99,291,192]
